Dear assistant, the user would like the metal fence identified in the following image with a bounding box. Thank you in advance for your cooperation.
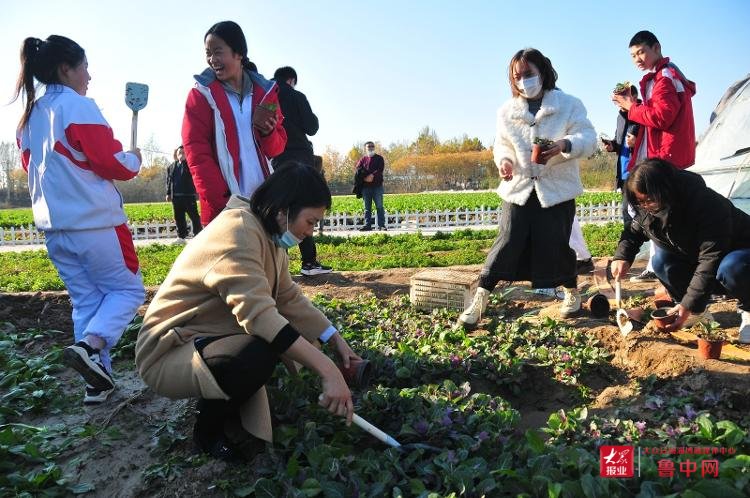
[0,201,622,246]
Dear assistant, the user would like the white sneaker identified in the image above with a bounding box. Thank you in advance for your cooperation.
[739,310,750,344]
[84,384,115,405]
[560,287,581,318]
[172,238,187,246]
[457,288,491,330]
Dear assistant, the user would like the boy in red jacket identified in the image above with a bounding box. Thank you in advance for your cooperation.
[612,30,697,282]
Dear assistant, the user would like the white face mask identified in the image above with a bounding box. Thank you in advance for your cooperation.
[366,149,375,157]
[518,75,543,99]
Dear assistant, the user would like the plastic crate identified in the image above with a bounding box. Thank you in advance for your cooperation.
[410,269,479,312]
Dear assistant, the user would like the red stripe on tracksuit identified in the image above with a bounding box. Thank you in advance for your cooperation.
[114,223,139,274]
[64,124,139,181]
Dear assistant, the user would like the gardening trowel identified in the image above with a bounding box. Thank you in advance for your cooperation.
[615,280,633,336]
[125,82,149,150]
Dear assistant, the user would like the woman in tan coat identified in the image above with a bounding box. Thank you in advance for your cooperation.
[136,162,359,461]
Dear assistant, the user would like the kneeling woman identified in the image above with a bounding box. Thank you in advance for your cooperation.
[136,163,359,460]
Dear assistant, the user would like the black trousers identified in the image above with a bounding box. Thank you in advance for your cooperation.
[172,195,202,238]
[480,190,577,290]
[194,334,280,434]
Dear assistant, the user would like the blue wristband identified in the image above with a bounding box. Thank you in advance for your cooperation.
[319,325,337,343]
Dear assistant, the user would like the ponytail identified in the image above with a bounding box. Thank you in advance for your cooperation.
[12,35,86,129]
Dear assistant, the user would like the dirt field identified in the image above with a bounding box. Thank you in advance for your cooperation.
[1,259,748,497]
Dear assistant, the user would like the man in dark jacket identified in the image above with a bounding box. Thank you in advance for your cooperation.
[271,66,331,276]
[611,159,750,341]
[167,145,202,243]
[355,141,386,231]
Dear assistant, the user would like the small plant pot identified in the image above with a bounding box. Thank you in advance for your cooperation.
[337,358,373,388]
[587,293,610,318]
[651,307,677,331]
[531,144,550,165]
[697,339,723,360]
[252,103,276,127]
[653,299,675,309]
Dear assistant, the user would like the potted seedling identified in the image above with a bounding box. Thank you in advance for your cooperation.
[613,81,632,95]
[531,137,554,165]
[253,102,279,129]
[692,320,725,360]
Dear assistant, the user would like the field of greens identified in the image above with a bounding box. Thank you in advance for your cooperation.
[0,192,622,228]
[0,225,622,292]
[1,295,748,497]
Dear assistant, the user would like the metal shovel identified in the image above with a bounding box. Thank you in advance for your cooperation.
[125,82,149,150]
[615,280,633,336]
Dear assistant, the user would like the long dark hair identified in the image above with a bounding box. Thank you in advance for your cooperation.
[625,158,678,211]
[204,21,256,73]
[13,35,86,129]
[251,162,331,235]
[508,48,558,98]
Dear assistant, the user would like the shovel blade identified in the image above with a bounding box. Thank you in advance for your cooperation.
[617,309,633,336]
[125,82,149,112]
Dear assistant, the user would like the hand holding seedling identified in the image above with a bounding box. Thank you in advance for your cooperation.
[253,103,278,136]
[539,139,567,162]
[612,92,636,111]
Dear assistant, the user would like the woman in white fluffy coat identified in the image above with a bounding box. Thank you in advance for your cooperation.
[458,48,596,329]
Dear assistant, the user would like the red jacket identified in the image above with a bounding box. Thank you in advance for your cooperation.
[628,57,696,170]
[182,70,287,225]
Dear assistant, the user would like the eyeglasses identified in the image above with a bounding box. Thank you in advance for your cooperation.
[634,195,658,208]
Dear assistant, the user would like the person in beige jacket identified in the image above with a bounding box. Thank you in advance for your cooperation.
[135,162,360,461]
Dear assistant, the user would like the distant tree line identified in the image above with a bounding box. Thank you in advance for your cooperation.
[0,128,614,208]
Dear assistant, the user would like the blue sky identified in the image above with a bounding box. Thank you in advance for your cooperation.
[1,0,748,159]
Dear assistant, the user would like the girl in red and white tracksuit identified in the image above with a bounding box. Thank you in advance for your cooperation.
[14,35,145,404]
[182,21,286,227]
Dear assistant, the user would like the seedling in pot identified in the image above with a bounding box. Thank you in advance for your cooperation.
[531,137,555,165]
[691,320,725,342]
[613,81,632,95]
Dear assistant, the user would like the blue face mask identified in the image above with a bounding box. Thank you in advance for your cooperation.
[273,211,303,249]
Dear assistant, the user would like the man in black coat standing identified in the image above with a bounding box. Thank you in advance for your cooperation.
[271,66,332,276]
[167,145,202,244]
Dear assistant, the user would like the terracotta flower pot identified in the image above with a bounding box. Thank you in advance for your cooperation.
[337,358,372,388]
[697,339,723,360]
[587,293,610,318]
[651,307,677,331]
[531,144,550,165]
[653,299,675,309]
[252,103,277,128]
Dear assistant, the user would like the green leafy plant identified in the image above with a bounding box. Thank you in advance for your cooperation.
[614,81,632,94]
[533,137,554,147]
[692,320,726,342]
